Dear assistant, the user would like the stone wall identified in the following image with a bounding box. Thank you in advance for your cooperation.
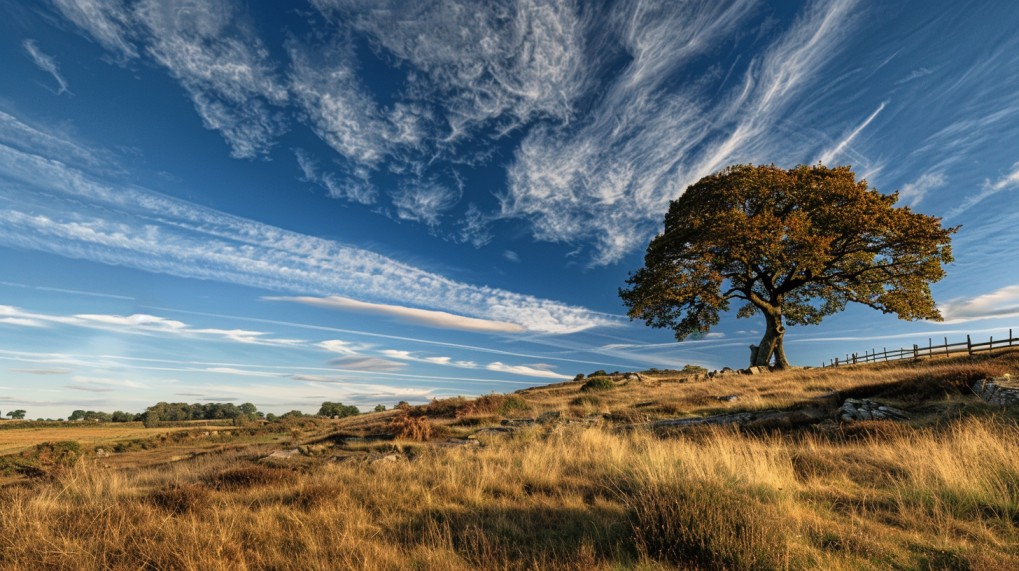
[972,374,1019,406]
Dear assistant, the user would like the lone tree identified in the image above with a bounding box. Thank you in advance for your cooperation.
[620,164,956,370]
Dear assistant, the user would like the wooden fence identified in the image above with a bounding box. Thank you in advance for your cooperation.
[821,329,1019,368]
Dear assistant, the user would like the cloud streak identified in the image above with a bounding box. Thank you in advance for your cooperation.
[0,114,615,334]
[938,284,1019,324]
[23,40,71,94]
[273,295,526,334]
[501,0,859,265]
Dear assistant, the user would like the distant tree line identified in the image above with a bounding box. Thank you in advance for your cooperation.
[2,409,28,420]
[53,401,373,425]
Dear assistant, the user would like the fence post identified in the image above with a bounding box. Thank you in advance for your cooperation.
[1010,329,1013,347]
[928,338,932,358]
[967,335,972,356]
[835,357,839,367]
[990,336,994,355]
[913,344,918,360]
[944,337,949,356]
[883,347,888,361]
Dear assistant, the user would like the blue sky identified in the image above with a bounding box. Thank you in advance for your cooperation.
[2,0,1018,419]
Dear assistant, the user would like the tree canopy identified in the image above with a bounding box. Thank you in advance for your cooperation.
[318,402,361,418]
[620,164,956,369]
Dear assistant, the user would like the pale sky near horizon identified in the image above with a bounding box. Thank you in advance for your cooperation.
[1,0,1018,419]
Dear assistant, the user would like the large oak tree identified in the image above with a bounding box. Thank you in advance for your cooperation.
[620,164,957,369]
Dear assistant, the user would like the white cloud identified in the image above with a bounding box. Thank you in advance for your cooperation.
[503,250,520,263]
[10,368,71,375]
[316,339,372,356]
[485,361,569,380]
[938,284,1019,324]
[313,0,587,140]
[23,40,71,94]
[816,100,886,166]
[329,356,406,372]
[134,0,288,158]
[380,349,478,369]
[501,0,859,265]
[273,295,526,334]
[898,171,946,207]
[287,40,410,168]
[294,148,376,205]
[946,162,1019,218]
[205,367,284,378]
[454,204,493,249]
[50,0,139,59]
[53,0,288,159]
[0,114,616,335]
[0,131,616,336]
[0,304,302,346]
[391,178,461,227]
[72,375,146,389]
[0,317,48,327]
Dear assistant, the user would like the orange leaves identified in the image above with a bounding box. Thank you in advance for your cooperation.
[622,163,957,341]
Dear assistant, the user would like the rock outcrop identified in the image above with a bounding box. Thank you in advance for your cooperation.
[972,375,1019,406]
[838,398,909,421]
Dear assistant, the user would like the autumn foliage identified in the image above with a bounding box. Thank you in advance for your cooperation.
[621,164,957,368]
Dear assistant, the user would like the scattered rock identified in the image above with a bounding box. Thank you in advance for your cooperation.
[469,427,517,439]
[501,418,537,427]
[650,406,826,430]
[536,410,562,424]
[972,375,1019,406]
[266,449,301,460]
[838,398,909,421]
[94,448,109,458]
[717,395,740,402]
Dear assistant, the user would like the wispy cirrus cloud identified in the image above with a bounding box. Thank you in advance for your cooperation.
[0,305,304,347]
[946,162,1019,218]
[294,148,376,205]
[391,178,461,227]
[485,362,569,380]
[52,0,288,158]
[501,0,858,265]
[380,349,478,370]
[10,368,71,375]
[272,295,526,334]
[312,0,587,144]
[50,0,138,59]
[937,284,1019,324]
[23,39,71,94]
[897,172,946,207]
[0,112,616,335]
[329,356,406,372]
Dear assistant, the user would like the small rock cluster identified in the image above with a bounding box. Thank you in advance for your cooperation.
[972,375,1019,406]
[650,406,826,430]
[838,398,908,421]
[701,366,769,380]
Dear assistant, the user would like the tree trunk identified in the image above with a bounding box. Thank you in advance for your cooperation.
[751,309,789,369]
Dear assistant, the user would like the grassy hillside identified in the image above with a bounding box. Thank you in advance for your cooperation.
[1,350,1017,569]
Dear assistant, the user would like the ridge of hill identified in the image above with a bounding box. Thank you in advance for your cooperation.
[1,350,1017,569]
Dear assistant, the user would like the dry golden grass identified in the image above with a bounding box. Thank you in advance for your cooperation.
[1,350,1017,569]
[0,422,235,456]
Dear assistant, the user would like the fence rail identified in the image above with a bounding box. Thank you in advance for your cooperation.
[821,329,1018,368]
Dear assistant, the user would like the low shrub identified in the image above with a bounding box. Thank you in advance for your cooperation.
[204,466,288,490]
[24,441,82,467]
[390,413,432,441]
[425,396,469,417]
[627,480,790,569]
[148,483,209,514]
[581,377,616,392]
